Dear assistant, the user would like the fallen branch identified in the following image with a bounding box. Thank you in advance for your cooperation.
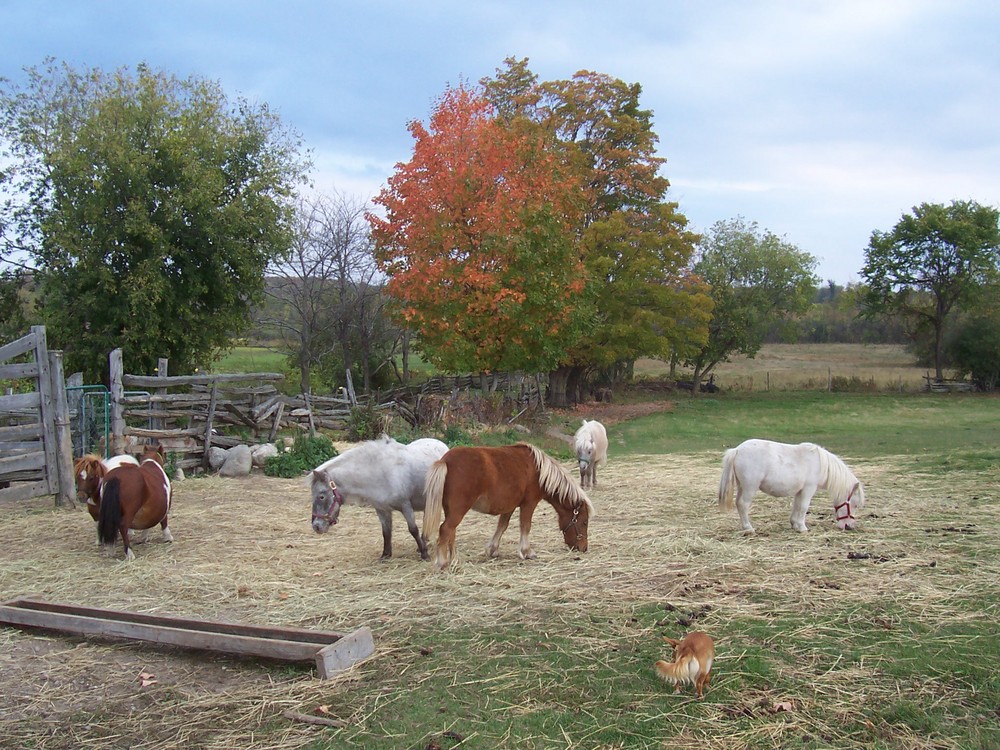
[282,709,348,728]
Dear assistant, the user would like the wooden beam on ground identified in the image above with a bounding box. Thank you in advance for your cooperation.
[0,598,374,679]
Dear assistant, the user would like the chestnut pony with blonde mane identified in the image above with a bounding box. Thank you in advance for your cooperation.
[98,445,173,561]
[423,443,594,570]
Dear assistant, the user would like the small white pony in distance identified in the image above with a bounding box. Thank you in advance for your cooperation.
[718,438,866,533]
[574,419,608,489]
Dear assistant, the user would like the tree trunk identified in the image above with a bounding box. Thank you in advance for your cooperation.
[548,366,571,408]
[690,364,706,397]
[547,365,585,407]
[933,319,945,381]
[566,366,584,404]
[401,330,410,385]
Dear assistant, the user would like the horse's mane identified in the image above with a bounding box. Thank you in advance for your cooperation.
[522,443,595,515]
[75,453,103,467]
[574,421,592,452]
[816,446,860,501]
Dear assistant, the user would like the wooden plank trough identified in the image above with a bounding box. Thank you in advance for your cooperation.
[0,597,374,680]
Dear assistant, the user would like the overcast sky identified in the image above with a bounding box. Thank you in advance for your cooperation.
[3,1,998,284]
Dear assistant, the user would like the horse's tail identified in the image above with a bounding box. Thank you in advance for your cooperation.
[422,460,448,543]
[718,448,738,510]
[98,476,123,544]
[527,444,595,516]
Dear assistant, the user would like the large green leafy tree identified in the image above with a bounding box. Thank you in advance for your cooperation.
[0,61,309,382]
[0,270,28,342]
[948,303,1000,391]
[482,58,710,405]
[687,217,817,391]
[861,200,1000,380]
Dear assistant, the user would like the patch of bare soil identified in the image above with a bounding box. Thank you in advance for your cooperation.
[560,399,675,425]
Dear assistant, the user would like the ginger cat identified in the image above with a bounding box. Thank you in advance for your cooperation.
[654,631,715,699]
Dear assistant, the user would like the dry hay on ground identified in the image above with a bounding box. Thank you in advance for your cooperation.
[0,450,997,749]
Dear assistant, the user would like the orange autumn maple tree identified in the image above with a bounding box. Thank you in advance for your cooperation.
[369,84,589,373]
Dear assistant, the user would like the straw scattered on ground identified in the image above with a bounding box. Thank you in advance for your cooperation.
[0,448,997,749]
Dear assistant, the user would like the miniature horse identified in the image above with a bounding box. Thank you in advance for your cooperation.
[74,453,139,521]
[98,445,173,561]
[574,419,608,489]
[422,443,594,570]
[718,438,866,533]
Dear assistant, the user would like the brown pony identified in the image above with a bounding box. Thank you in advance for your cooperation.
[74,453,139,521]
[98,445,173,561]
[422,443,594,570]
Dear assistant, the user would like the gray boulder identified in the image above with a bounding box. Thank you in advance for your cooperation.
[251,443,279,467]
[219,444,253,477]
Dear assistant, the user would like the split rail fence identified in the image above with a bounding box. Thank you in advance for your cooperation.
[108,349,357,472]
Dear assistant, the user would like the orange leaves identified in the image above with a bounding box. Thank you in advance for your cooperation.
[370,80,588,373]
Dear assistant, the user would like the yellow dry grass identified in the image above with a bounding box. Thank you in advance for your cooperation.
[0,448,996,748]
[637,343,932,392]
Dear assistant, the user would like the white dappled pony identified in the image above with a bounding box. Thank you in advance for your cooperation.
[574,419,608,489]
[718,439,865,533]
[310,435,449,560]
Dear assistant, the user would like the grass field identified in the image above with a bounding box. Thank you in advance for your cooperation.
[219,343,934,396]
[1,349,997,749]
[637,343,933,392]
[212,346,288,375]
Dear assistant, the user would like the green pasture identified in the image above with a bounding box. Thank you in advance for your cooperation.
[212,346,288,375]
[605,391,1000,462]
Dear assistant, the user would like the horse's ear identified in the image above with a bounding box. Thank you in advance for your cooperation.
[662,636,680,648]
[312,469,326,483]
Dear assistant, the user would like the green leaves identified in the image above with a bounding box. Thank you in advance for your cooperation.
[861,200,1000,378]
[689,217,818,380]
[2,61,310,382]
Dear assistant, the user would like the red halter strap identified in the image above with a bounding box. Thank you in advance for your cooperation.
[834,486,856,521]
[312,482,344,525]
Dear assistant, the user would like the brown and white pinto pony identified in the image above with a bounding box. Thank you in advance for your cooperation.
[422,443,594,570]
[74,453,139,521]
[98,445,173,561]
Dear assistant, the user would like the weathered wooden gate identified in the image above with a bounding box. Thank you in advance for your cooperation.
[0,326,76,505]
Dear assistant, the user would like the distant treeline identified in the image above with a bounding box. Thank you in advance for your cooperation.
[766,282,907,345]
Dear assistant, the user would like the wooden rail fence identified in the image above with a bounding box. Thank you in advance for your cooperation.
[0,327,75,505]
[108,349,363,471]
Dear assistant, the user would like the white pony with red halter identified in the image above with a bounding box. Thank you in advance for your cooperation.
[718,439,866,534]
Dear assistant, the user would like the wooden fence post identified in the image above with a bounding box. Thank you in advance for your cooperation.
[31,326,60,497]
[48,350,76,508]
[109,348,125,454]
[202,381,219,472]
[153,357,168,432]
